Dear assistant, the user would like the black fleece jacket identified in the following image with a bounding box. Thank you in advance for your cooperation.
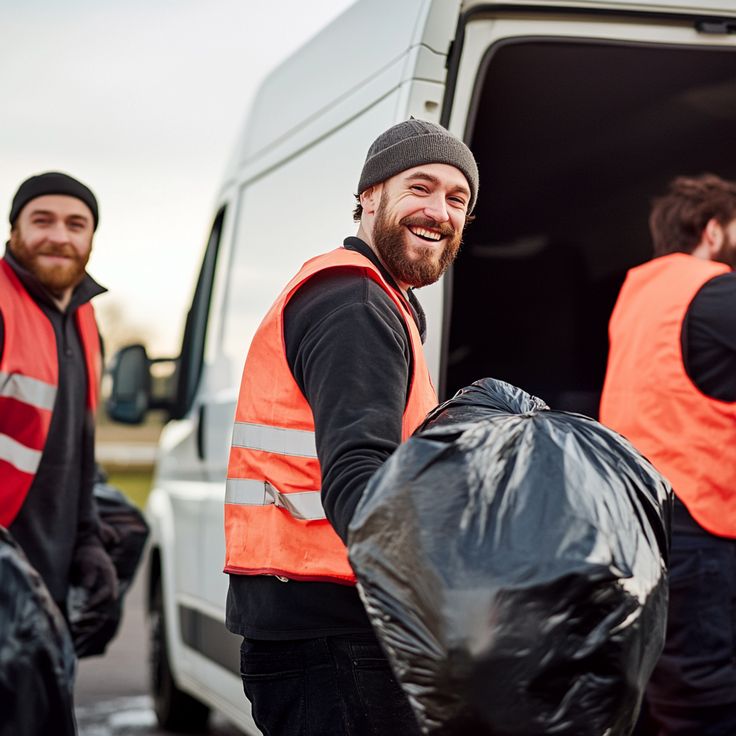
[226,237,426,639]
[681,270,736,401]
[1,248,106,607]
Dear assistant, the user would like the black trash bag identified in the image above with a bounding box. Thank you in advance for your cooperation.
[348,378,672,736]
[0,527,76,736]
[67,472,149,658]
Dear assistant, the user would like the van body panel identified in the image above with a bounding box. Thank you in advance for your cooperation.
[222,0,462,191]
[234,0,439,164]
[177,650,257,731]
[155,416,205,481]
[229,50,432,191]
[138,0,736,731]
[225,44,454,200]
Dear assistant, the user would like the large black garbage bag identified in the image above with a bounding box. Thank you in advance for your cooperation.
[67,473,149,658]
[348,378,672,736]
[0,527,76,736]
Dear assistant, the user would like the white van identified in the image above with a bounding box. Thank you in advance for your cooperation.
[107,0,736,731]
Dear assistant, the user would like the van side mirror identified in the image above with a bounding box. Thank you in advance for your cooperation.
[106,344,152,424]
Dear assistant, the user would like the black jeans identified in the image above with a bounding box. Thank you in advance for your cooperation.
[637,500,736,736]
[239,633,422,736]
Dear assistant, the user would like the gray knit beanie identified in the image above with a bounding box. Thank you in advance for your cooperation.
[357,119,479,212]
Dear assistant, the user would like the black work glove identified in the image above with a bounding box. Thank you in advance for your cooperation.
[71,544,119,609]
[97,518,121,548]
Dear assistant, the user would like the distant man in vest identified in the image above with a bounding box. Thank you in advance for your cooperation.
[1,172,117,619]
[225,120,478,735]
[600,174,736,735]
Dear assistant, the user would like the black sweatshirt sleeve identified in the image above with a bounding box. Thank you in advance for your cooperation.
[284,267,412,542]
[682,271,736,402]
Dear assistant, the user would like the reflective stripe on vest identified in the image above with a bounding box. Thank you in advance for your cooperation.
[600,253,736,537]
[0,370,55,475]
[0,370,57,411]
[224,247,438,584]
[225,478,325,521]
[231,421,317,458]
[0,433,43,475]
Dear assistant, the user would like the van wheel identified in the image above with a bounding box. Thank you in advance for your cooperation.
[150,582,210,732]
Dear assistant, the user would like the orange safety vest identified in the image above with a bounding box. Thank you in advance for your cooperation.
[0,258,101,528]
[600,253,736,537]
[224,247,438,584]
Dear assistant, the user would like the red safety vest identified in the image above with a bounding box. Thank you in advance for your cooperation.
[600,253,736,537]
[224,247,438,584]
[0,258,101,527]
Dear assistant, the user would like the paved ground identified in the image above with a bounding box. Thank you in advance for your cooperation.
[96,442,158,465]
[75,571,241,736]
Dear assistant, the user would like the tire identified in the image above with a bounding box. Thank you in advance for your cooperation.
[150,581,211,732]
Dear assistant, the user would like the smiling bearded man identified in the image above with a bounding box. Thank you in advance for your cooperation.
[1,172,117,630]
[224,119,479,736]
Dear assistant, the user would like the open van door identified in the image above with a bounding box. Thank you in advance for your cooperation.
[441,1,736,414]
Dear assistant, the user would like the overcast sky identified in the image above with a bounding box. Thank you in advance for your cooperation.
[1,0,354,355]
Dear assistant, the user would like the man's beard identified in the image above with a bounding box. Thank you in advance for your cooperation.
[372,194,463,289]
[714,229,736,270]
[9,230,89,297]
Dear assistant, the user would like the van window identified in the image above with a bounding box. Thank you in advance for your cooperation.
[172,207,226,418]
[446,39,736,417]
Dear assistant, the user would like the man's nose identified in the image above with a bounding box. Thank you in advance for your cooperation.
[423,194,450,223]
[46,222,70,243]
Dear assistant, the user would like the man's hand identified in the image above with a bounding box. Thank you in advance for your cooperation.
[71,544,119,609]
[97,519,121,548]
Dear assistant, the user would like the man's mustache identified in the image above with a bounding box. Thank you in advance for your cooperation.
[399,216,456,238]
[34,244,80,259]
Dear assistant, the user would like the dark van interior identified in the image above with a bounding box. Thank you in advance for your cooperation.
[444,37,736,417]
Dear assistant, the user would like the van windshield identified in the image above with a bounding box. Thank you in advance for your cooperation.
[446,38,736,417]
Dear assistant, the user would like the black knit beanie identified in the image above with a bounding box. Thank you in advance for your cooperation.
[9,172,99,230]
[357,119,479,212]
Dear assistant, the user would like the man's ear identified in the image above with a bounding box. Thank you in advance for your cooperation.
[703,218,725,259]
[360,184,381,216]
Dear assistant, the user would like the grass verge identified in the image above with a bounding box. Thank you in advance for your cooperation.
[104,466,154,510]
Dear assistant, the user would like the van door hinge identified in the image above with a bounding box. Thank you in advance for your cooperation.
[695,18,736,34]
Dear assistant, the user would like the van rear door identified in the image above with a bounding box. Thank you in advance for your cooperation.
[442,1,736,413]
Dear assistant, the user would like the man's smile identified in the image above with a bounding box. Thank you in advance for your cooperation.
[407,225,443,242]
